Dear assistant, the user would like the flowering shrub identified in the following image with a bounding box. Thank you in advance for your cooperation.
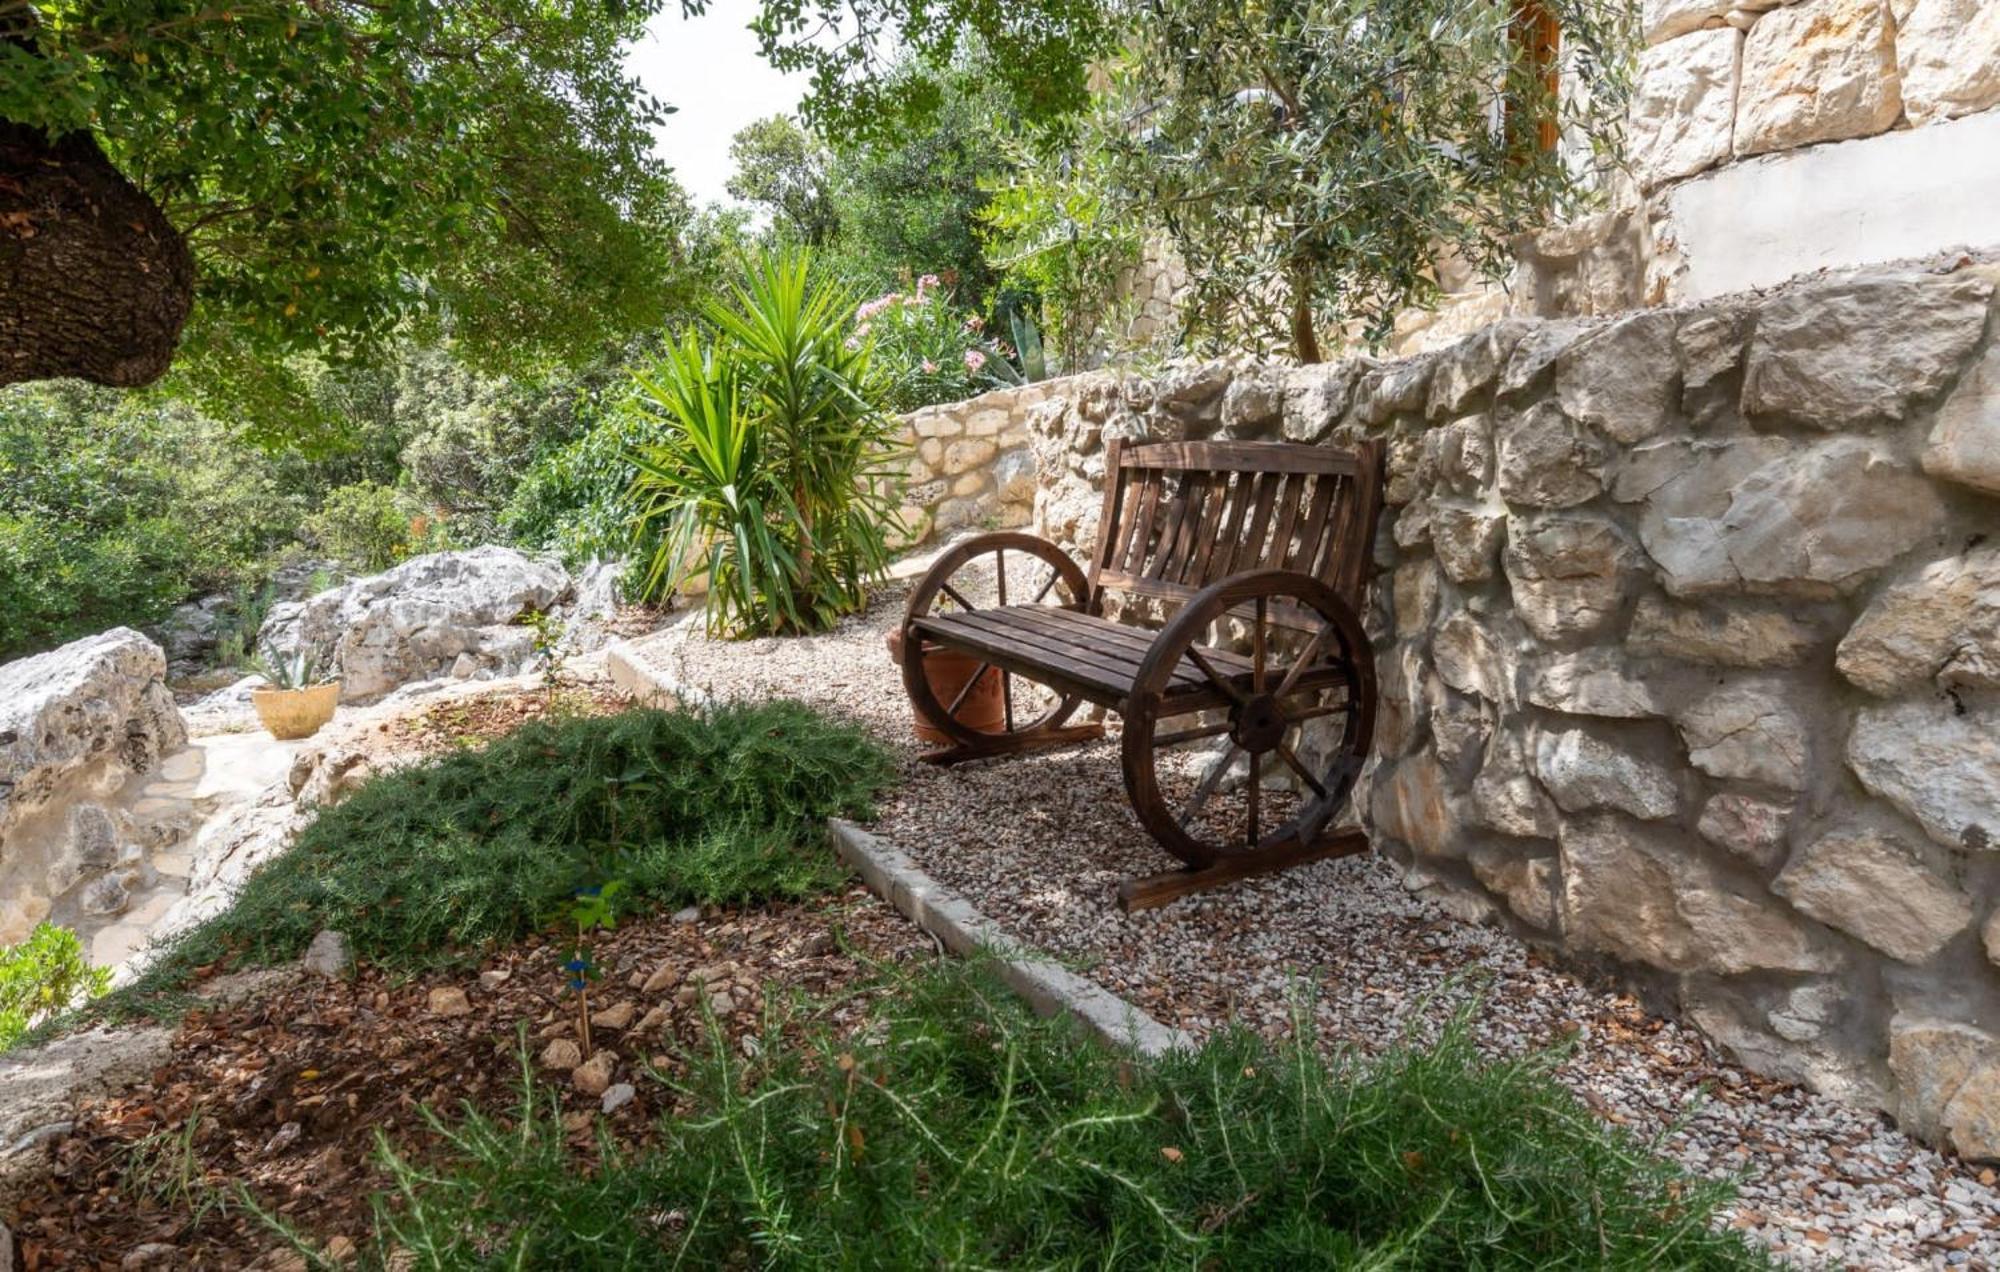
[855,275,1020,412]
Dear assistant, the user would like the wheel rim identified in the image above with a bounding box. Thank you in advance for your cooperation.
[900,535,1088,746]
[1121,576,1374,868]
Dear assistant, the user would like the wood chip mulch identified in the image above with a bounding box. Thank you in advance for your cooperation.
[378,679,633,758]
[5,887,932,1269]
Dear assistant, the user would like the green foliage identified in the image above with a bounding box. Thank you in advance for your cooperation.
[299,481,421,574]
[242,647,331,691]
[981,124,1145,372]
[368,960,1768,1267]
[728,115,842,247]
[857,276,1012,411]
[1103,0,1635,359]
[134,704,892,986]
[1,923,112,1052]
[4,1,699,428]
[0,382,304,660]
[627,249,904,637]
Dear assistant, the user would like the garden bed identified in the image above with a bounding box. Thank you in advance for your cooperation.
[632,579,2000,1269]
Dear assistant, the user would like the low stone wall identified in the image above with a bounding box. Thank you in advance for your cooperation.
[892,384,1049,546]
[949,263,2000,1160]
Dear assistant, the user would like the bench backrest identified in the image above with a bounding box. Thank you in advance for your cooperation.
[1087,438,1385,622]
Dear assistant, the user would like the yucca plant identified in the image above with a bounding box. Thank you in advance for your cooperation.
[627,249,904,637]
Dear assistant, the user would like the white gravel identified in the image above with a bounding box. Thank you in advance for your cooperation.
[632,576,2000,1270]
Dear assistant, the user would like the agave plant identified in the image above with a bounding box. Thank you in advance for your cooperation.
[245,647,332,690]
[627,250,904,637]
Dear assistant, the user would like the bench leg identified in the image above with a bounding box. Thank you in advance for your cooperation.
[1116,829,1370,911]
[919,720,1106,767]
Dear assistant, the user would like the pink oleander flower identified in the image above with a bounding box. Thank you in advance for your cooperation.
[922,359,938,373]
[963,348,987,373]
[964,315,985,333]
[918,273,941,293]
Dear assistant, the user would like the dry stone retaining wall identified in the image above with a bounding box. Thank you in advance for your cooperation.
[959,262,2000,1160]
[892,384,1048,547]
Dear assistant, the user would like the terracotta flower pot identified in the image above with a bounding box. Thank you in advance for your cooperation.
[885,628,1005,744]
[252,681,341,740]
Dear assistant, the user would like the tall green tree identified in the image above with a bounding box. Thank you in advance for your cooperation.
[1108,0,1634,361]
[727,115,842,247]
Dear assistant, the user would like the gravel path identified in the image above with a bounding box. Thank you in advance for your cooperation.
[631,578,2000,1270]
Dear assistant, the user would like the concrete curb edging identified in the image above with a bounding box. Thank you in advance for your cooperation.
[829,819,1193,1059]
[606,625,1191,1059]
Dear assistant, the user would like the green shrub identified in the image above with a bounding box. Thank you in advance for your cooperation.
[138,704,893,985]
[301,480,421,573]
[626,248,905,637]
[1,924,112,1052]
[369,961,1768,1267]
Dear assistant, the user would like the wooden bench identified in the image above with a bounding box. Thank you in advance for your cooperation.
[899,437,1385,908]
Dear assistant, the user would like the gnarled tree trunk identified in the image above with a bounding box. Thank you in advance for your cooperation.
[0,122,193,388]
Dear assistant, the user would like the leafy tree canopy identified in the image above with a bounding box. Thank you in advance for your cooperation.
[727,115,842,247]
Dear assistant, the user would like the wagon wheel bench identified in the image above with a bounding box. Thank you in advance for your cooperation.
[899,438,1386,910]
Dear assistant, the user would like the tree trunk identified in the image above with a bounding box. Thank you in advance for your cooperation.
[1288,262,1322,364]
[0,122,194,388]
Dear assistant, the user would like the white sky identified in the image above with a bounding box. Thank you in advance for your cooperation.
[626,3,814,208]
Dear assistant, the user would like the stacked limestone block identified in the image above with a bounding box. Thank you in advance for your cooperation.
[893,383,1048,548]
[1007,264,2000,1160]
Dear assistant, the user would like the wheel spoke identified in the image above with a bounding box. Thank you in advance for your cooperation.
[946,662,992,717]
[996,548,1008,606]
[1252,596,1267,693]
[1179,744,1238,827]
[1184,647,1251,709]
[1030,566,1062,605]
[1245,750,1261,848]
[940,581,978,613]
[1277,743,1329,799]
[1152,718,1233,749]
[1292,700,1356,723]
[1002,669,1015,731]
[1273,627,1332,701]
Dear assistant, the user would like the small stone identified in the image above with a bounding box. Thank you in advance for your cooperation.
[303,929,353,979]
[123,1244,179,1270]
[426,986,473,1017]
[572,1049,617,1097]
[591,1001,637,1030]
[672,906,700,924]
[77,873,131,917]
[707,989,735,1016]
[600,1082,637,1115]
[323,1235,358,1264]
[478,968,511,992]
[636,1006,669,1032]
[540,1038,583,1071]
[641,960,678,994]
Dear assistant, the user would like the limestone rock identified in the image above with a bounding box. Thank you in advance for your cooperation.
[1498,320,1594,400]
[1634,437,1947,597]
[1643,0,1736,44]
[1686,989,1889,1110]
[1627,27,1741,187]
[1695,792,1792,870]
[77,873,131,917]
[1471,734,1560,840]
[1674,682,1808,791]
[1430,698,1490,774]
[1676,305,1750,396]
[1849,698,2000,853]
[1888,1016,1997,1145]
[1279,363,1354,441]
[1524,651,1666,719]
[1391,562,1439,637]
[303,929,353,978]
[1427,324,1527,419]
[1503,513,1635,641]
[1371,754,1457,858]
[1219,374,1282,433]
[572,1049,617,1097]
[1837,547,2000,696]
[1775,829,1973,963]
[601,1082,637,1115]
[1554,312,1679,444]
[1944,1061,2000,1162]
[1430,505,1506,584]
[1430,415,1494,496]
[260,547,571,701]
[1894,0,2000,125]
[1468,843,1560,930]
[1496,401,1609,509]
[1432,612,1513,704]
[1533,727,1680,821]
[1741,273,1991,429]
[1560,815,1839,975]
[540,1038,583,1071]
[1922,340,2000,497]
[1349,357,1434,427]
[1735,0,1901,157]
[426,986,472,1017]
[1625,595,1819,667]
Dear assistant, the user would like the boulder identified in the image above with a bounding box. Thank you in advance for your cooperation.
[1888,1016,2000,1155]
[1471,733,1561,840]
[1848,698,2000,853]
[1560,814,1839,975]
[1467,843,1560,930]
[1430,504,1507,584]
[1632,437,1947,597]
[1734,0,1901,157]
[1626,27,1742,188]
[1921,340,2000,497]
[1554,311,1679,443]
[1836,547,2000,696]
[1427,323,1529,418]
[1281,362,1359,442]
[1674,681,1808,791]
[1495,400,1610,509]
[1371,753,1458,858]
[1532,726,1680,821]
[1524,651,1667,719]
[1775,829,1973,964]
[1432,611,1514,704]
[1741,272,1991,429]
[1625,595,1820,667]
[1502,513,1636,641]
[1429,414,1494,496]
[260,547,571,701]
[1498,319,1593,399]
[1894,0,2000,125]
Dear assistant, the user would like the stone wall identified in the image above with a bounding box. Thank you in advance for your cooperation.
[892,383,1049,547]
[950,262,2000,1160]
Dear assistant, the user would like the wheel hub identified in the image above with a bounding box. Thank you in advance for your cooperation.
[1229,693,1289,753]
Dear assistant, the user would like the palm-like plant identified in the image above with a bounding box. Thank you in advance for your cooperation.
[626,249,904,637]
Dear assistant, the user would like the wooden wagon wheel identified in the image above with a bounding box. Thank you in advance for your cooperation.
[900,533,1091,750]
[1120,569,1375,874]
